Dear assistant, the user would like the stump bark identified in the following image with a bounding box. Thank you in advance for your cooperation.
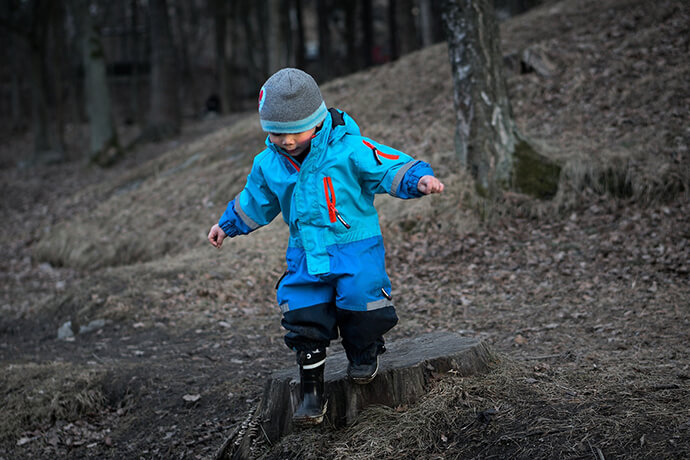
[217,332,495,459]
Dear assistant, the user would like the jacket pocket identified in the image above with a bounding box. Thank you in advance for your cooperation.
[275,270,288,290]
[323,177,351,229]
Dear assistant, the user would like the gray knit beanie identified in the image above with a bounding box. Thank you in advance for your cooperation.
[258,68,327,133]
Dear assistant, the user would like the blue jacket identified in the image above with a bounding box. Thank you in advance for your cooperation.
[219,109,434,276]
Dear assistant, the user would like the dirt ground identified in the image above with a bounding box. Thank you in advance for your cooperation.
[1,0,688,459]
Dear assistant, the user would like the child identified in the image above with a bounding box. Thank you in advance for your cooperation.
[208,68,443,425]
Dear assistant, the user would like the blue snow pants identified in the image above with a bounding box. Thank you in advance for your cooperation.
[276,236,399,365]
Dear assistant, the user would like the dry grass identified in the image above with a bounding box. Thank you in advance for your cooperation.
[0,362,107,441]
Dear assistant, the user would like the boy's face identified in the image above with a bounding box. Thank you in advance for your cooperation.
[269,127,316,157]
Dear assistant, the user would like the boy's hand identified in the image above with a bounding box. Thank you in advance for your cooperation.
[208,224,227,249]
[417,175,444,195]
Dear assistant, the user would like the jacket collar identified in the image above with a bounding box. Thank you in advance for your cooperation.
[264,109,361,166]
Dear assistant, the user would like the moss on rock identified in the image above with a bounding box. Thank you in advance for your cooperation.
[513,140,561,200]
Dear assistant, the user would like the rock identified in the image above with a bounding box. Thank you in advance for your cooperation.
[79,319,106,334]
[57,321,75,340]
[57,319,106,340]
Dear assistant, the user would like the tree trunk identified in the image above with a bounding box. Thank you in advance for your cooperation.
[8,29,24,132]
[129,0,142,125]
[396,0,418,56]
[73,0,121,166]
[317,0,332,79]
[266,0,289,74]
[26,0,64,164]
[441,0,559,199]
[419,0,435,47]
[143,0,180,141]
[216,332,496,459]
[293,0,306,70]
[240,0,262,85]
[388,0,398,60]
[341,0,357,72]
[214,0,230,114]
[361,0,374,67]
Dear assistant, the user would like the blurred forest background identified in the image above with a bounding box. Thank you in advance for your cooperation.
[0,0,540,165]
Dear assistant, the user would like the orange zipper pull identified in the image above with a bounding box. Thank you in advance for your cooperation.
[323,177,350,229]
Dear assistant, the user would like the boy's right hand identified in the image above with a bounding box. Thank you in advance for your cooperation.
[208,224,227,249]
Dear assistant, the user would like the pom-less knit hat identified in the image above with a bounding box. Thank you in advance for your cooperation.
[258,68,327,133]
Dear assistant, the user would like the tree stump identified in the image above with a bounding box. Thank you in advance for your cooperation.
[217,332,496,459]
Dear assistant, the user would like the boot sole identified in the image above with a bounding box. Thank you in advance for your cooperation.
[349,361,379,385]
[293,401,328,426]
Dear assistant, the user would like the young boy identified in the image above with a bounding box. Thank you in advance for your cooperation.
[208,68,443,425]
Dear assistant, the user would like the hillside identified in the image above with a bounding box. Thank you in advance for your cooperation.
[1,0,688,458]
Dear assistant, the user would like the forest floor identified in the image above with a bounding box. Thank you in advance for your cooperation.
[1,0,689,459]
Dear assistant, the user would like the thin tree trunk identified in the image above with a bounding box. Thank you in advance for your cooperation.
[50,2,67,155]
[419,0,434,47]
[227,0,241,106]
[8,31,23,132]
[342,0,357,72]
[266,0,288,74]
[317,0,332,79]
[73,0,121,165]
[129,0,142,125]
[143,0,180,140]
[27,0,64,164]
[257,1,270,78]
[215,0,229,113]
[388,0,398,61]
[361,0,374,67]
[241,0,262,84]
[396,0,418,55]
[293,0,306,69]
[29,46,52,158]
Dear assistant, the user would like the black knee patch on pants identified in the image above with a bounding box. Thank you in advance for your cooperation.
[282,303,339,352]
[338,306,398,365]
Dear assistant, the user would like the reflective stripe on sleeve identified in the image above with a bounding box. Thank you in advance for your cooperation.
[389,160,417,197]
[234,192,261,230]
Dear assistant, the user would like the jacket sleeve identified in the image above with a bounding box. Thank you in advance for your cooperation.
[218,156,281,237]
[352,137,435,199]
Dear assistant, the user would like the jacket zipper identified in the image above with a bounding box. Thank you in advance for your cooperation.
[275,270,288,290]
[279,152,300,172]
[323,177,351,229]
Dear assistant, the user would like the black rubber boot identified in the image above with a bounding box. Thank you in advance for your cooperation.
[347,344,385,385]
[348,356,379,384]
[293,349,327,426]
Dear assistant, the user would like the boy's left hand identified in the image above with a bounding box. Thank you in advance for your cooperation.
[417,175,444,195]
